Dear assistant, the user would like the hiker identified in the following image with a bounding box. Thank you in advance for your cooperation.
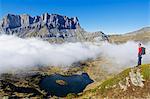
[138,43,142,65]
[137,43,146,66]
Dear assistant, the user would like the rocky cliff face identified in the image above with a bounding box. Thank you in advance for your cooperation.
[0,13,108,43]
[1,13,80,31]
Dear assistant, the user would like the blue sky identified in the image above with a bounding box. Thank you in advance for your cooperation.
[0,0,149,34]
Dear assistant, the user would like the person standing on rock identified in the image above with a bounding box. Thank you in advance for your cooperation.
[138,43,142,66]
[137,43,146,66]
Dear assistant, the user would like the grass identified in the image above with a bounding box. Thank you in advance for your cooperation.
[141,64,150,80]
[98,64,150,94]
[74,64,150,98]
[97,68,131,94]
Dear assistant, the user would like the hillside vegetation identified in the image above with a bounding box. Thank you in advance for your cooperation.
[67,64,150,99]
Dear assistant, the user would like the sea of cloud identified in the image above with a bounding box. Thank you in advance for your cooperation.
[0,34,149,74]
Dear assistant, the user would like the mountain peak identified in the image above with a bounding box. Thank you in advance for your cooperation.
[1,13,81,30]
[0,13,108,43]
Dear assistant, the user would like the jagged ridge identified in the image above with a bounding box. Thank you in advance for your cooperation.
[0,13,109,43]
[1,13,80,31]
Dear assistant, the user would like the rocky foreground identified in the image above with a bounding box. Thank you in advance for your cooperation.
[69,64,150,99]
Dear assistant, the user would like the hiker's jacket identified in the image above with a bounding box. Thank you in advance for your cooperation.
[138,47,142,56]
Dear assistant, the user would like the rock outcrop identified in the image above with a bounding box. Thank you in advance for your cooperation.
[0,13,109,43]
[129,69,145,87]
[119,68,145,91]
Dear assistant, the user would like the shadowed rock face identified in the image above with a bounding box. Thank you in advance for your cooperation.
[0,13,109,43]
[0,13,82,42]
[1,13,80,31]
[40,73,94,97]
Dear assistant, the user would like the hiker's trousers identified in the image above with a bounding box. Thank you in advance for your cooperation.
[138,55,142,65]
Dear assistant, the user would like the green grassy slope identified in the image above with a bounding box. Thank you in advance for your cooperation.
[67,64,150,99]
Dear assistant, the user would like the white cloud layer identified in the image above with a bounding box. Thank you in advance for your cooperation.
[0,35,100,73]
[0,35,150,74]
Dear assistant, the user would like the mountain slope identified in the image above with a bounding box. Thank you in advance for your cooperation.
[68,64,150,98]
[109,27,150,43]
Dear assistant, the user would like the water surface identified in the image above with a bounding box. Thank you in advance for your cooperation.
[40,73,93,97]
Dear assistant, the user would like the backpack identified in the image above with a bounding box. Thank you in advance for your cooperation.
[141,47,146,55]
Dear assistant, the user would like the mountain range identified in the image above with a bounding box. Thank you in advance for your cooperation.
[0,13,109,43]
[0,13,150,98]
